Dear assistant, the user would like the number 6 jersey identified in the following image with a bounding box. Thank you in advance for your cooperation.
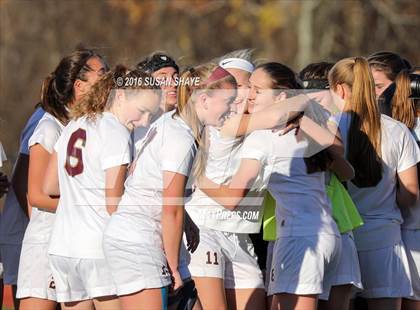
[48,112,131,259]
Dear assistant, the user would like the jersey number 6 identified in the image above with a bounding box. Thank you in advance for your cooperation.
[65,128,86,177]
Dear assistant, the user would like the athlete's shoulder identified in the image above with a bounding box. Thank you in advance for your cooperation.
[29,112,64,152]
[98,112,129,134]
[36,112,64,133]
[160,111,195,142]
[95,113,131,147]
[381,114,412,143]
[381,114,408,132]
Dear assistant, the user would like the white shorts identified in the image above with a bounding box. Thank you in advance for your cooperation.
[268,234,341,296]
[49,255,116,302]
[16,243,56,300]
[319,232,362,300]
[357,240,412,298]
[186,226,264,290]
[103,235,172,296]
[402,229,420,300]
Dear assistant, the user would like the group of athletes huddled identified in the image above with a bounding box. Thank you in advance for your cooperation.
[0,48,419,310]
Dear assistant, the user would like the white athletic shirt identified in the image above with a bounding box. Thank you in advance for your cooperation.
[23,113,64,244]
[186,126,265,233]
[106,111,196,243]
[401,117,420,230]
[48,112,131,259]
[0,142,6,167]
[241,129,340,238]
[337,113,420,250]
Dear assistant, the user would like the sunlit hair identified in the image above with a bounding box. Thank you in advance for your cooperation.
[215,48,256,66]
[71,65,160,121]
[329,57,382,187]
[391,69,418,130]
[368,51,411,82]
[300,62,334,80]
[41,48,107,124]
[176,63,237,178]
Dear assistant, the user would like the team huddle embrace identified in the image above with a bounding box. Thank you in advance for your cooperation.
[0,48,419,310]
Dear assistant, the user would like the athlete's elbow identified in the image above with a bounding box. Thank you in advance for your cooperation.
[27,191,42,208]
[162,204,185,218]
[162,206,184,230]
[43,181,58,197]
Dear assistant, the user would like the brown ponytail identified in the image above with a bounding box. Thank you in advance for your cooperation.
[41,48,107,124]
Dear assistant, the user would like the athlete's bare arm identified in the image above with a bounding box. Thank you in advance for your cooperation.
[43,151,60,197]
[198,159,261,210]
[219,94,310,138]
[162,171,187,290]
[28,145,59,212]
[105,165,127,215]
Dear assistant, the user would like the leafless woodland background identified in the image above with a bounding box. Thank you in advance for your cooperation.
[0,0,419,173]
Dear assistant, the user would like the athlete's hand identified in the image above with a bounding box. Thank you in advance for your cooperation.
[272,112,303,136]
[171,269,183,291]
[0,172,9,199]
[184,212,200,253]
[219,114,243,138]
[271,122,295,136]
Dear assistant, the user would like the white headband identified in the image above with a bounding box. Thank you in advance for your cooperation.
[219,58,254,73]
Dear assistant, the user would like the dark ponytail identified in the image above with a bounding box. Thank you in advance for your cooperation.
[41,48,107,124]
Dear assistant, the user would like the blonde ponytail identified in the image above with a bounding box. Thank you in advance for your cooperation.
[329,57,382,187]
